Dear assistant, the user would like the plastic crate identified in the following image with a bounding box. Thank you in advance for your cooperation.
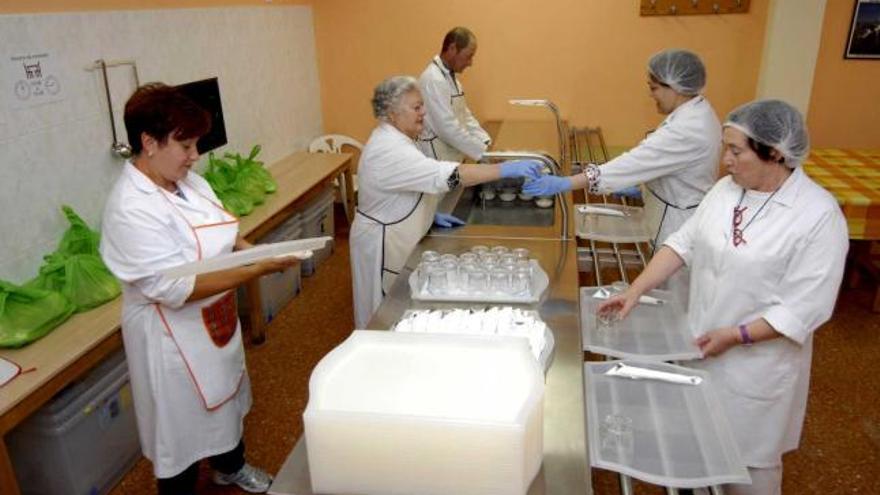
[238,224,304,324]
[299,189,335,274]
[8,350,140,495]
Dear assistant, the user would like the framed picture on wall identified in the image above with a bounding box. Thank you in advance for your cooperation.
[846,0,880,59]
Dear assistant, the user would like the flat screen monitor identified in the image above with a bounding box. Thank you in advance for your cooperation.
[175,77,227,154]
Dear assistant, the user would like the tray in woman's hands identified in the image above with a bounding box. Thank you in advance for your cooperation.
[575,203,653,242]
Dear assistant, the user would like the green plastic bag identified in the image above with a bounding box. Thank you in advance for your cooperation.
[217,189,254,217]
[27,252,120,313]
[57,205,101,257]
[0,280,75,348]
[202,145,276,216]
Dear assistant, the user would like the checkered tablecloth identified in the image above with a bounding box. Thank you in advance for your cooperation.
[803,148,880,240]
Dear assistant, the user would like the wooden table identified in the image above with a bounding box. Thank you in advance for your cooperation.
[0,151,352,495]
[803,148,880,310]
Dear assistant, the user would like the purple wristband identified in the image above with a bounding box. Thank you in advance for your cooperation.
[738,324,753,346]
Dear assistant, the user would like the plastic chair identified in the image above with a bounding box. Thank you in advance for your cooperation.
[309,134,363,222]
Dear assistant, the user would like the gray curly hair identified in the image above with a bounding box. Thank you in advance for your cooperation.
[371,75,419,121]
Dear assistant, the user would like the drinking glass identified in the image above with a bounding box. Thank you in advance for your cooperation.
[471,245,489,256]
[512,247,530,260]
[458,252,478,264]
[427,266,448,295]
[512,267,531,295]
[420,250,440,263]
[466,269,488,293]
[490,269,511,294]
[490,245,510,256]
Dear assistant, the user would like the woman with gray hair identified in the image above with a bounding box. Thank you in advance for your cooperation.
[598,99,848,494]
[350,75,541,327]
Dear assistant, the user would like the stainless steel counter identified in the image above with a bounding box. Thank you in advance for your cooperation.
[270,120,589,495]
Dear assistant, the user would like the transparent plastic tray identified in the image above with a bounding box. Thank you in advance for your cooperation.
[158,236,332,278]
[392,308,556,373]
[584,360,750,488]
[575,203,653,242]
[580,286,700,362]
[409,259,549,304]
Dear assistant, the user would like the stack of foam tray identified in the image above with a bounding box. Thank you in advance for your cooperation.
[298,188,335,276]
[8,349,141,495]
[304,330,544,495]
[580,286,700,361]
[583,360,750,489]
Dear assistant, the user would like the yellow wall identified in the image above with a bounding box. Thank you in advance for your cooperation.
[808,0,880,149]
[0,0,309,14]
[313,0,770,146]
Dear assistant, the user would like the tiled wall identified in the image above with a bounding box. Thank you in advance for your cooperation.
[0,6,323,282]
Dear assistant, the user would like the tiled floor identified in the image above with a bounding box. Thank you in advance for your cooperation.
[111,211,880,494]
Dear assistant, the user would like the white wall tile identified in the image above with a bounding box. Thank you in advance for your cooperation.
[0,6,323,282]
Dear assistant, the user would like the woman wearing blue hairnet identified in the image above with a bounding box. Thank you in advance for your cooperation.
[599,100,848,494]
[525,48,721,249]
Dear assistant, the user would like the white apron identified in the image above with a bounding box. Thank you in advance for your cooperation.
[154,188,246,410]
[352,193,437,327]
[417,56,488,162]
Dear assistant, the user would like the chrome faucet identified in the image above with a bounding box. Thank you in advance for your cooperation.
[480,151,570,240]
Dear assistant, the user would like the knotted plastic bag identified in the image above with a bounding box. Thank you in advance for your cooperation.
[27,252,120,312]
[0,281,75,348]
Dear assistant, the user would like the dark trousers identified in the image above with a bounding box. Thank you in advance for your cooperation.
[156,439,245,495]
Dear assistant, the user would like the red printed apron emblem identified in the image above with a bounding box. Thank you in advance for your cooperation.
[201,291,237,347]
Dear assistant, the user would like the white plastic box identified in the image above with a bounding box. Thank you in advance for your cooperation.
[304,330,544,495]
[8,350,140,495]
[237,219,305,324]
[298,189,335,275]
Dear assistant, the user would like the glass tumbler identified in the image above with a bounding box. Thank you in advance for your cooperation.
[458,252,478,264]
[421,250,440,263]
[440,253,459,264]
[490,269,511,294]
[600,414,634,462]
[466,269,488,294]
[427,266,449,295]
[440,260,459,289]
[512,267,531,295]
[490,245,510,256]
[471,245,489,256]
[417,261,438,291]
[595,307,618,343]
[512,247,530,260]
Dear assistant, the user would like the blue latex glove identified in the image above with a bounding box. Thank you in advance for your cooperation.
[434,212,466,228]
[499,160,543,180]
[612,186,642,199]
[522,175,572,196]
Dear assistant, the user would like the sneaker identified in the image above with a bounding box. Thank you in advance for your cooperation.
[212,463,273,493]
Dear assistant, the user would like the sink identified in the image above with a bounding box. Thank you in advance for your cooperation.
[450,183,555,227]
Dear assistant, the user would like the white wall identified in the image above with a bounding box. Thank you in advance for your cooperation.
[755,0,827,114]
[0,6,323,283]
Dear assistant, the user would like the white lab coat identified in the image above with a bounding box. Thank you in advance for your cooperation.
[586,96,721,246]
[416,55,490,162]
[664,167,848,468]
[100,162,251,478]
[351,122,458,327]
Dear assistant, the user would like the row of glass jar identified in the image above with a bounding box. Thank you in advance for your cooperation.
[417,246,535,296]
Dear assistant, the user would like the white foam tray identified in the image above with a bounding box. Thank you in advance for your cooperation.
[408,259,549,303]
[393,308,556,374]
[158,236,332,278]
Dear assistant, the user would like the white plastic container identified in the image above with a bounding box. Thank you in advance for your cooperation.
[8,350,140,495]
[299,189,335,274]
[304,330,544,495]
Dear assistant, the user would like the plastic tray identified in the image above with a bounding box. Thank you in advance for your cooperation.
[158,236,332,278]
[584,360,750,488]
[575,203,653,242]
[580,286,700,362]
[408,259,549,304]
[392,308,556,373]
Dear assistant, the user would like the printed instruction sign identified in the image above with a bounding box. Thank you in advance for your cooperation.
[5,51,65,109]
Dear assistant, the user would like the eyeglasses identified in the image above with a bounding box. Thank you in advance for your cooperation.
[732,205,747,247]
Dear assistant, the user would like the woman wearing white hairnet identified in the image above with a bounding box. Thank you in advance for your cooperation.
[599,100,848,494]
[350,75,541,328]
[525,49,721,248]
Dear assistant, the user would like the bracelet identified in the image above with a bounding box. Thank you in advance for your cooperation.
[738,324,753,346]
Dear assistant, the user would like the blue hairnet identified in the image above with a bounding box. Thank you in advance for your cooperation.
[648,49,706,95]
[724,99,810,168]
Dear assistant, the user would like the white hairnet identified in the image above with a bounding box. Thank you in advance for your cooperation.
[371,75,418,120]
[724,99,810,168]
[647,49,706,95]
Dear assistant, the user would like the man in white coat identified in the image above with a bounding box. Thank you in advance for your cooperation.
[524,49,721,248]
[416,26,491,162]
[598,100,848,495]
